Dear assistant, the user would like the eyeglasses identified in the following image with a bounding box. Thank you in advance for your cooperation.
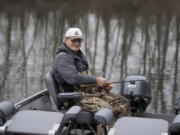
[71,38,82,43]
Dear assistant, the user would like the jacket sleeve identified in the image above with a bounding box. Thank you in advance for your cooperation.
[54,53,97,86]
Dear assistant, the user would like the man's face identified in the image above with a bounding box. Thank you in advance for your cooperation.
[65,38,82,52]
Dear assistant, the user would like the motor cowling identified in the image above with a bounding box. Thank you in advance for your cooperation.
[121,76,151,114]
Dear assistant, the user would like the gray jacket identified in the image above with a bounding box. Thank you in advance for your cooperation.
[52,43,96,92]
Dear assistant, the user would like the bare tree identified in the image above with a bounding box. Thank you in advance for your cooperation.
[172,16,180,106]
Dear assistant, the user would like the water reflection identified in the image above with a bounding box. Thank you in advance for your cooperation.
[0,0,180,114]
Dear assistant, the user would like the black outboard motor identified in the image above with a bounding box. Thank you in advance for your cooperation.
[121,76,151,114]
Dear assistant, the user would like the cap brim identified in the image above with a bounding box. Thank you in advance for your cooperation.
[68,36,82,40]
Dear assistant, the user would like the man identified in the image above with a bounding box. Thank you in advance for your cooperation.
[53,28,130,119]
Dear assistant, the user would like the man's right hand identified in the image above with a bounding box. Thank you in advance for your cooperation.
[96,77,107,87]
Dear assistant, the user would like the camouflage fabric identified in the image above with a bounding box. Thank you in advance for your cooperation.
[74,70,131,119]
[74,84,131,119]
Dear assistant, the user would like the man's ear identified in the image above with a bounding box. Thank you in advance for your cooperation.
[64,37,67,42]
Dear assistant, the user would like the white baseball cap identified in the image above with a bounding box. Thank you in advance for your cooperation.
[65,28,82,40]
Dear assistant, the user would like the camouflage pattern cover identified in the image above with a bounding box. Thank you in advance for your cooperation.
[74,70,131,119]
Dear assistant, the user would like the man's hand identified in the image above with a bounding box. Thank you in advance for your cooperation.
[96,77,107,87]
[103,83,113,92]
[96,77,113,92]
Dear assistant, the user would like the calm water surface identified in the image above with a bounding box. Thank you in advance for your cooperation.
[0,0,180,113]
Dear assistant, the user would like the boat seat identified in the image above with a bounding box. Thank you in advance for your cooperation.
[45,72,94,125]
[108,117,169,135]
[0,106,82,135]
[76,108,113,125]
[0,101,15,126]
[94,108,113,126]
[170,114,180,135]
[44,72,82,109]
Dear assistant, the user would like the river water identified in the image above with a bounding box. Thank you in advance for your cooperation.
[0,0,180,113]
